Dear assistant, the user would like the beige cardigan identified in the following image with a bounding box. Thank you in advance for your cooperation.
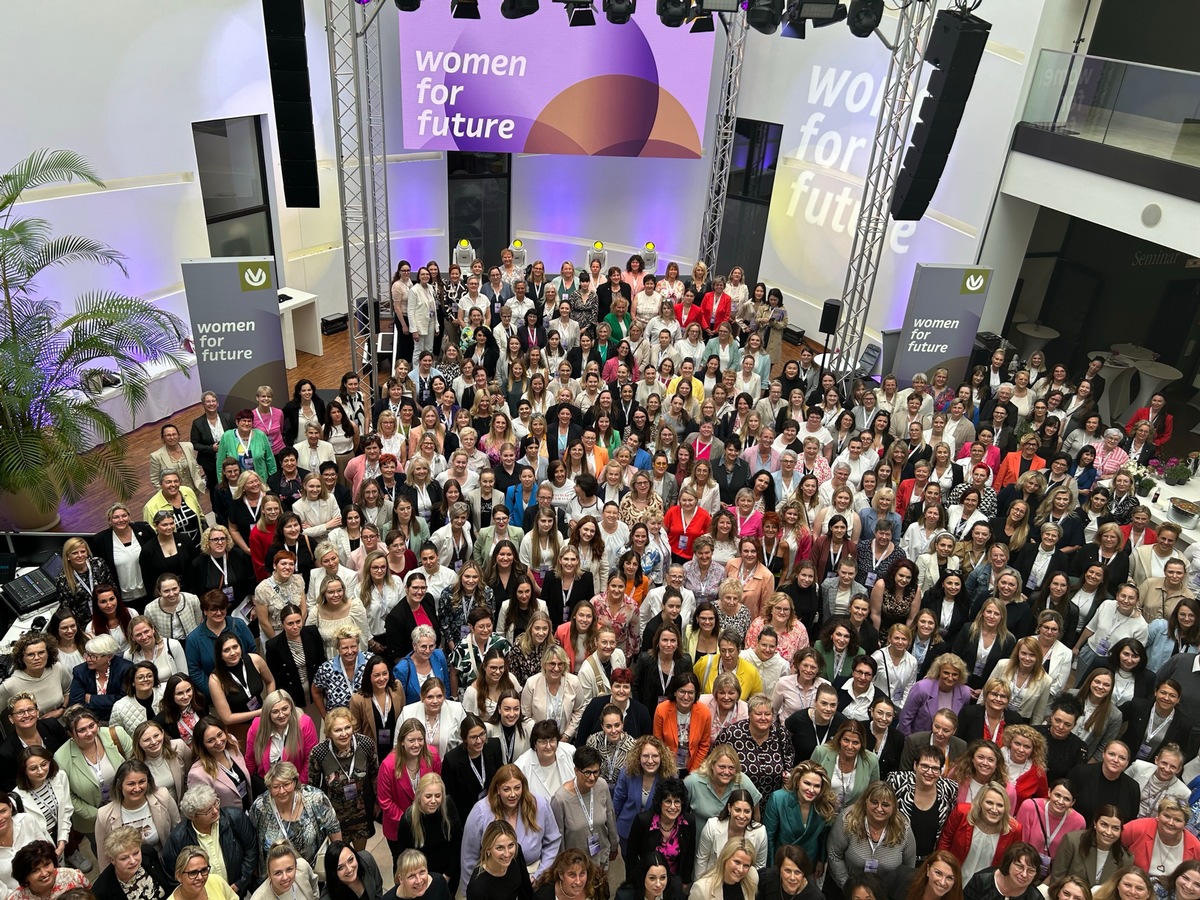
[93,786,181,870]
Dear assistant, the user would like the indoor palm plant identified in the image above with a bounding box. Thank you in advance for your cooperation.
[0,149,189,528]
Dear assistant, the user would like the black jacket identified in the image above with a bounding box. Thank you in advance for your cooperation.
[575,695,652,746]
[757,868,825,900]
[93,846,175,900]
[265,625,325,707]
[870,724,904,778]
[385,597,442,662]
[139,535,199,597]
[712,456,752,505]
[0,720,66,793]
[438,746,494,873]
[190,411,236,475]
[956,704,1023,739]
[190,548,255,605]
[540,571,595,628]
[1011,544,1069,595]
[1034,726,1089,783]
[282,396,327,447]
[566,347,602,379]
[1066,761,1139,824]
[627,809,696,884]
[785,709,847,763]
[951,628,1016,690]
[396,801,464,895]
[1121,698,1192,763]
[89,524,156,590]
[545,424,584,462]
[632,652,693,715]
[162,808,258,894]
[1071,544,1130,589]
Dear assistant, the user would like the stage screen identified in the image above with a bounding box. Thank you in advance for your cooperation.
[397,9,715,157]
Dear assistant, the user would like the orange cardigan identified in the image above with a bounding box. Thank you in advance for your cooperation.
[653,699,713,772]
[993,451,1045,490]
[555,622,592,673]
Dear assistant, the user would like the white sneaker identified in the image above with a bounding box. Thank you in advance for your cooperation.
[66,851,92,873]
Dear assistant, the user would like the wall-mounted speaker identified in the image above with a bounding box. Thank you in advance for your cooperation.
[891,10,990,221]
[262,0,320,208]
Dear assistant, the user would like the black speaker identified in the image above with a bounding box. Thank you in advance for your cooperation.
[262,0,320,208]
[819,299,841,334]
[891,10,990,221]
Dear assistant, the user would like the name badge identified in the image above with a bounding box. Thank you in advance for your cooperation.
[343,782,358,801]
[378,729,392,748]
[1096,638,1110,656]
[246,696,261,711]
[100,782,111,803]
[864,860,879,874]
[864,573,878,588]
[588,835,602,857]
[677,535,689,551]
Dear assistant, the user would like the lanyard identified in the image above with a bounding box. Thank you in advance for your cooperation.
[211,555,229,585]
[244,496,263,520]
[331,737,359,779]
[1146,710,1173,744]
[575,786,595,830]
[271,793,299,840]
[228,662,253,697]
[658,661,674,697]
[1038,801,1069,853]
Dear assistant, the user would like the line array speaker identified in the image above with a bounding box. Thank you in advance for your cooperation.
[262,0,320,208]
[891,10,990,221]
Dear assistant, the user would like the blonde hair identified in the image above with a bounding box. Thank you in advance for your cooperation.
[843,781,909,845]
[965,782,1014,833]
[404,773,453,847]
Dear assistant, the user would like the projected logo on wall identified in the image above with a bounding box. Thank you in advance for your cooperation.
[397,11,715,157]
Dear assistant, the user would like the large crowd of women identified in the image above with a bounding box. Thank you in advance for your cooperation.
[3,254,1196,900]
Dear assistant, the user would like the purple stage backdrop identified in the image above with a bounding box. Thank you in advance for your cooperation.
[397,10,715,157]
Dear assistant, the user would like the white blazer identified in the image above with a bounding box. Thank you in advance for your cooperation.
[14,771,73,845]
[577,649,627,703]
[430,522,475,569]
[292,440,337,471]
[399,698,466,759]
[514,743,576,801]
[520,672,587,740]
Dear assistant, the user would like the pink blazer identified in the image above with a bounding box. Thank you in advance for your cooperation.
[244,713,320,783]
[376,748,443,840]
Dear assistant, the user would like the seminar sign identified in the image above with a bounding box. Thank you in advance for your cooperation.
[181,256,289,414]
[891,263,993,386]
[397,8,714,157]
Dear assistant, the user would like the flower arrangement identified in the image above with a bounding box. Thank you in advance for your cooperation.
[1161,458,1192,485]
[1124,463,1157,495]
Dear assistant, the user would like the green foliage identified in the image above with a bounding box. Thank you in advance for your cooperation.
[0,149,189,513]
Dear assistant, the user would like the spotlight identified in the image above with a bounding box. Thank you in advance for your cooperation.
[567,2,597,24]
[746,0,783,33]
[587,241,608,269]
[451,0,480,17]
[847,0,882,36]
[501,0,539,17]
[394,0,421,10]
[603,0,636,24]
[642,242,659,274]
[797,0,838,15]
[454,238,475,268]
[690,11,715,31]
[508,240,527,268]
[657,0,689,27]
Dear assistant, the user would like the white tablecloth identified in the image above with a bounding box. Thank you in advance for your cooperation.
[82,355,199,449]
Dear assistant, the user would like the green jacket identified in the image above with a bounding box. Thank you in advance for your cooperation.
[215,427,277,482]
[54,725,134,832]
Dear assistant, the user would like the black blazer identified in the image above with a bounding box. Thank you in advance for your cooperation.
[281,396,327,446]
[785,710,847,763]
[870,725,904,778]
[919,591,971,647]
[1121,698,1191,762]
[757,869,825,900]
[956,703,1023,740]
[1012,544,1069,593]
[631,651,694,716]
[597,282,632,321]
[712,457,752,505]
[401,480,443,527]
[518,325,548,352]
[385,596,442,661]
[1066,762,1139,824]
[0,720,66,793]
[190,411,236,474]
[627,808,696,884]
[265,625,325,707]
[1072,544,1130,589]
[88,523,156,586]
[93,846,175,900]
[190,548,255,604]
[139,536,198,596]
[575,695,652,746]
[545,425,583,462]
[951,627,1016,690]
[540,571,595,628]
[566,346,602,379]
[441,743,500,847]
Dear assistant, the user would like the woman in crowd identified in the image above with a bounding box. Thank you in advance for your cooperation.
[54,705,133,856]
[828,782,918,889]
[13,747,73,864]
[187,717,254,813]
[206,634,273,747]
[131,720,190,804]
[937,783,1023,881]
[763,760,838,869]
[124,616,187,682]
[308,707,379,850]
[93,760,181,871]
[243,689,318,783]
[394,775,461,895]
[248,760,341,871]
[94,824,173,900]
[460,765,561,890]
[626,777,697,889]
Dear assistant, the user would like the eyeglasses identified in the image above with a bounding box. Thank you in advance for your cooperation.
[183,868,211,880]
[578,769,602,779]
[916,763,941,773]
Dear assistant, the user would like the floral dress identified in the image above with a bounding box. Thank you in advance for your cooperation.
[250,784,342,869]
[308,736,379,844]
[507,641,555,686]
[595,594,641,661]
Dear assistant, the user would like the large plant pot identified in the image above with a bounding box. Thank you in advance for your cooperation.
[0,487,61,531]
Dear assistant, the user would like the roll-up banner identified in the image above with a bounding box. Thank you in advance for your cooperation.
[181,256,288,414]
[891,264,993,386]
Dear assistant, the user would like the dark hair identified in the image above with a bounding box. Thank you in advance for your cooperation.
[124,660,160,697]
[322,842,365,900]
[573,745,602,772]
[998,842,1040,876]
[843,873,888,900]
[355,654,395,697]
[717,788,757,822]
[650,776,690,817]
[159,674,209,724]
[1078,807,1128,864]
[530,719,561,743]
[11,841,56,888]
[1103,637,1148,677]
[1046,694,1084,722]
[664,671,701,702]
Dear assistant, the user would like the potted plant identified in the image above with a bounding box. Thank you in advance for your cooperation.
[0,149,188,529]
[1164,458,1192,486]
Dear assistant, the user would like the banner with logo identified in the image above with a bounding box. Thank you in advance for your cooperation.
[890,264,993,385]
[180,256,288,414]
[397,9,714,157]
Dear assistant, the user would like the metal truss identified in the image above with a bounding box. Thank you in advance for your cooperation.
[830,0,939,379]
[326,0,392,397]
[697,10,748,269]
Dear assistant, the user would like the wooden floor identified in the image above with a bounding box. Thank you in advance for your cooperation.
[47,327,1200,533]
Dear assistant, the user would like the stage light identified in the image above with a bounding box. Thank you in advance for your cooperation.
[454,239,475,268]
[811,2,846,25]
[642,242,659,274]
[657,0,689,28]
[567,2,597,25]
[394,0,421,10]
[508,240,527,267]
[797,0,838,15]
[604,0,636,24]
[451,0,480,17]
[690,11,715,31]
[587,242,607,269]
[501,0,539,17]
[747,0,783,33]
[847,0,882,36]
